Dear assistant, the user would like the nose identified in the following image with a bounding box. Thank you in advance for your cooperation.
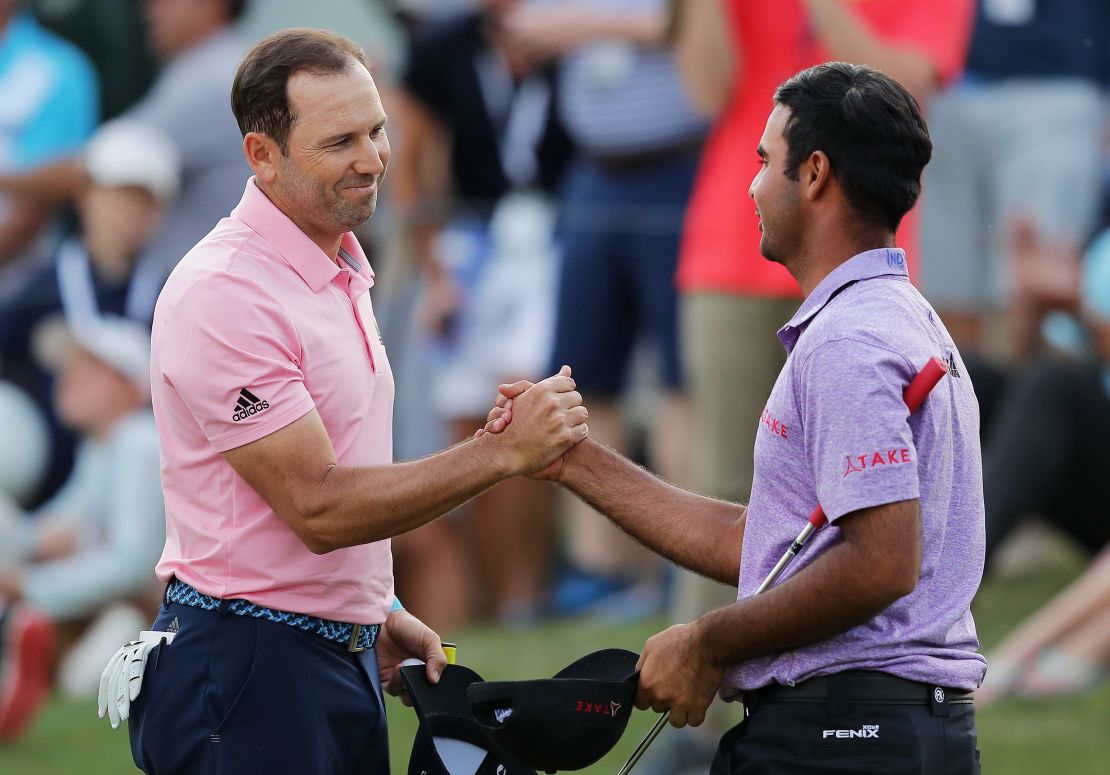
[353,136,386,177]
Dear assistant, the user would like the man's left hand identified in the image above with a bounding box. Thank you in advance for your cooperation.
[375,609,446,705]
[635,621,724,728]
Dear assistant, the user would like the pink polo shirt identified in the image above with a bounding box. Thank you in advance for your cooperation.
[150,179,395,624]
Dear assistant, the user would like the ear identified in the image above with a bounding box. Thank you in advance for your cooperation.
[243,132,282,184]
[801,150,832,202]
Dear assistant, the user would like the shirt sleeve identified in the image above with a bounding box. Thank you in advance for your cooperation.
[796,338,920,523]
[884,0,976,85]
[158,274,318,452]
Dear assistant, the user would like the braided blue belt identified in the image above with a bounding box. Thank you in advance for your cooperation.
[166,579,379,652]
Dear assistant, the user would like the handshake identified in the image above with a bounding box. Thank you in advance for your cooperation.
[474,364,591,480]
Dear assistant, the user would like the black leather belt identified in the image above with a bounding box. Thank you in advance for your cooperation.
[746,671,974,711]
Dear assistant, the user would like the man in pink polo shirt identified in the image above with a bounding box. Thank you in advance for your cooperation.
[114,29,588,775]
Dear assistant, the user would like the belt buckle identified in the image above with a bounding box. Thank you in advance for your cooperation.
[347,623,365,653]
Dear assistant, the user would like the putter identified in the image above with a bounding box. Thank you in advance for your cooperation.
[616,355,950,775]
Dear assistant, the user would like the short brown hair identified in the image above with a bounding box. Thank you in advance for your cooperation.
[231,29,369,153]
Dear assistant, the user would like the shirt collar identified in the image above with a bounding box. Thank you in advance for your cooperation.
[231,178,375,294]
[777,247,909,352]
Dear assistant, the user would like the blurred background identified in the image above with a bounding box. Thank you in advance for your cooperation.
[0,0,1106,772]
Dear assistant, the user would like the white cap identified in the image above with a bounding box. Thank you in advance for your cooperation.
[34,315,152,400]
[85,120,181,204]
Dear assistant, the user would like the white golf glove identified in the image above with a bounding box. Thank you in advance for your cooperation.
[97,631,174,729]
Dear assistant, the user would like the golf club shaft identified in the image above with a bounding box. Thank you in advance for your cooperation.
[616,712,669,775]
[617,356,948,775]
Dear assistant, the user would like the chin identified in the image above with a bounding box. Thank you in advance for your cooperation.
[759,236,783,266]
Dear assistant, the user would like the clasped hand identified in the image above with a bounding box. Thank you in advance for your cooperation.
[476,365,589,477]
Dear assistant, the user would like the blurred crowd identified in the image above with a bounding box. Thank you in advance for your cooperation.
[0,0,1106,765]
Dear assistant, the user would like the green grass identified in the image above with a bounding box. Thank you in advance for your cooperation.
[2,563,1107,774]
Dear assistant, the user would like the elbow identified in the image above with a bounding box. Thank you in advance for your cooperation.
[287,492,341,555]
[892,63,939,110]
[889,568,919,601]
[878,554,921,603]
[301,529,336,555]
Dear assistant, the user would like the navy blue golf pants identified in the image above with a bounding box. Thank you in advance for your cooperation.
[128,599,389,774]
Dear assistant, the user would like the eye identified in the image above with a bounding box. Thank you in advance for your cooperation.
[331,137,350,148]
[370,125,386,139]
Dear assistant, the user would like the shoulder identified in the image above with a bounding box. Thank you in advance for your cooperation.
[136,32,244,115]
[799,278,926,361]
[156,227,297,334]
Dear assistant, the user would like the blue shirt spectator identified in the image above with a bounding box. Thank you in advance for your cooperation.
[0,10,97,284]
[0,12,98,170]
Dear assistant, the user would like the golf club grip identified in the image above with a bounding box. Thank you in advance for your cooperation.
[806,356,949,531]
[903,355,949,412]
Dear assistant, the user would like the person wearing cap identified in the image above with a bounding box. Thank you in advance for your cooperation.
[0,316,163,742]
[0,0,251,281]
[114,28,588,774]
[485,62,985,773]
[0,120,180,509]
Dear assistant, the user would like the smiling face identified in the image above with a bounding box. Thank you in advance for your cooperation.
[252,62,390,252]
[80,185,163,272]
[749,104,804,267]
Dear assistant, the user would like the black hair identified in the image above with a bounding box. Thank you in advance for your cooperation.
[773,61,932,233]
[231,28,369,153]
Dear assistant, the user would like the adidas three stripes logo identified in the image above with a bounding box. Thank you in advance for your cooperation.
[232,388,270,422]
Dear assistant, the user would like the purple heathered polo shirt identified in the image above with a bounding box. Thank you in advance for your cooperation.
[721,248,987,696]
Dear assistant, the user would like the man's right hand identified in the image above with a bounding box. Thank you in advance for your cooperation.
[484,365,588,476]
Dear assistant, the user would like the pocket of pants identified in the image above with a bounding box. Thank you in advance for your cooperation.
[204,618,261,735]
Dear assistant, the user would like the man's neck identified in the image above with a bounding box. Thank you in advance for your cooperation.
[255,180,343,263]
[792,228,895,297]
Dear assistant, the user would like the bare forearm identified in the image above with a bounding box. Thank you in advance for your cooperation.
[803,0,936,102]
[0,157,86,205]
[559,439,743,584]
[301,434,514,551]
[669,0,736,117]
[697,501,920,667]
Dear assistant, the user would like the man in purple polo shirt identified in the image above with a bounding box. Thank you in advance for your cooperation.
[487,61,985,773]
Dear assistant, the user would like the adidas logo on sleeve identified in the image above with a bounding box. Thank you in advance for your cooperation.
[232,388,270,422]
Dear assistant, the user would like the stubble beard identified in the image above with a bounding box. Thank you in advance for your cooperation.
[759,230,786,266]
[330,188,375,231]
